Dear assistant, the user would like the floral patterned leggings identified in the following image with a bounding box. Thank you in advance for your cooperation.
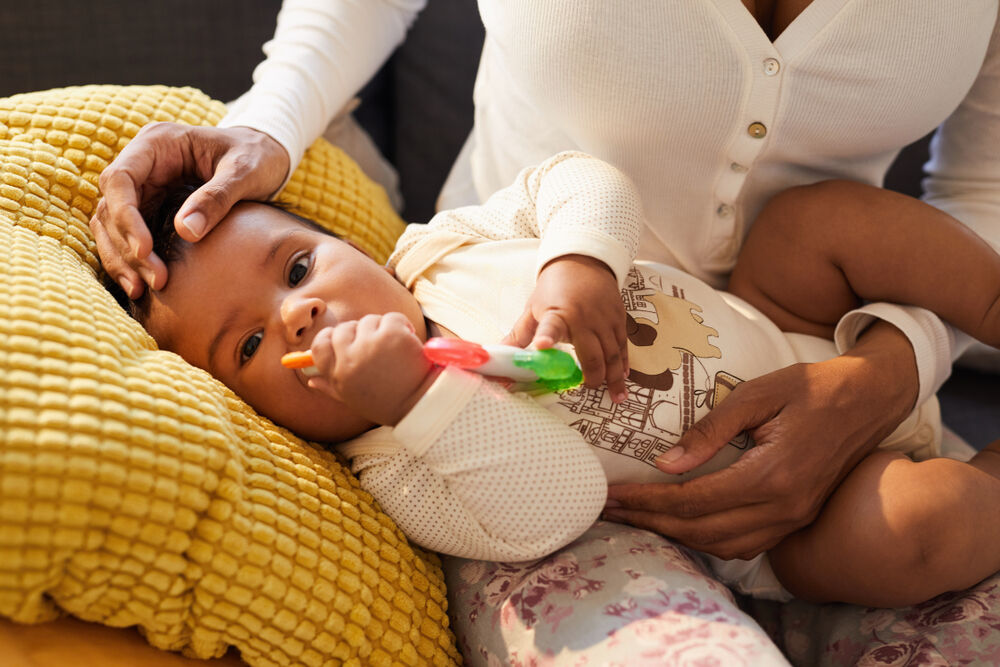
[445,521,1000,666]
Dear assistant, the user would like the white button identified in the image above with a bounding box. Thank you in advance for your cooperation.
[717,204,734,218]
[730,162,748,173]
[763,58,781,76]
[917,425,935,443]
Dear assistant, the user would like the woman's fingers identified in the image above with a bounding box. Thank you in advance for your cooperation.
[654,379,778,472]
[92,123,291,293]
[92,161,159,295]
[601,503,791,560]
[607,459,764,519]
[171,137,284,241]
[93,123,186,294]
[90,207,139,297]
[604,451,809,559]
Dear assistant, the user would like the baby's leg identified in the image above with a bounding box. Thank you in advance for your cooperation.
[729,180,1000,346]
[768,439,1000,607]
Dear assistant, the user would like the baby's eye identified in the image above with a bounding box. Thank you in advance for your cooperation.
[289,256,309,286]
[240,332,262,363]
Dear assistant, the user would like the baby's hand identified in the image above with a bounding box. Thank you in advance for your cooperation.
[504,254,628,401]
[307,312,434,426]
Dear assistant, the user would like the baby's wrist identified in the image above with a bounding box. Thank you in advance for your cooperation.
[379,366,441,427]
[542,253,615,279]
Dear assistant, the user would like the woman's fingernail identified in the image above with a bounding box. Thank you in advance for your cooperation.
[181,212,207,238]
[604,499,621,509]
[126,234,140,256]
[139,268,157,287]
[613,391,626,404]
[655,446,685,466]
[118,276,133,295]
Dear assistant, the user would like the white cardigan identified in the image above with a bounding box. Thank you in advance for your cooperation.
[220,0,1000,406]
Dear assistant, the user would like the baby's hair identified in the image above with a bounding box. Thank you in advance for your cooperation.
[103,183,336,322]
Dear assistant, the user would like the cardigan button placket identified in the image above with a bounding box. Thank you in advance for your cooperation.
[707,38,784,268]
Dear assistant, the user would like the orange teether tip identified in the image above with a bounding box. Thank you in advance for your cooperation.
[281,350,314,369]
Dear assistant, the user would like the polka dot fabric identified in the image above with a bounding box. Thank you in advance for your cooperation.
[0,86,456,666]
[346,369,608,563]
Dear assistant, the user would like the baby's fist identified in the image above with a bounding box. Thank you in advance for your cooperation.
[308,313,434,425]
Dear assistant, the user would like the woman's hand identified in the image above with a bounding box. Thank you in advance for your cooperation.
[502,254,629,401]
[603,321,920,560]
[90,122,290,299]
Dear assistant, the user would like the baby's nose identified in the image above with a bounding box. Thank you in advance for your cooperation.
[280,296,325,342]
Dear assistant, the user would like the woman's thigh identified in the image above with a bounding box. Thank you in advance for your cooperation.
[444,520,789,666]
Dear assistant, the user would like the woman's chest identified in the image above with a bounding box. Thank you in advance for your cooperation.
[477,0,997,156]
[741,0,814,41]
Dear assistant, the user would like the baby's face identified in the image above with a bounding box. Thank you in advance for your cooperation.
[145,202,426,441]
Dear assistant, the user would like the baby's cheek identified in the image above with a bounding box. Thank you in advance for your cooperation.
[236,374,300,424]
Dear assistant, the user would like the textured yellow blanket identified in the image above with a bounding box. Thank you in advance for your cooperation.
[0,85,458,666]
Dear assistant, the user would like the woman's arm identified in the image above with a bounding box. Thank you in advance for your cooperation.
[922,11,1000,254]
[343,368,608,561]
[220,0,427,180]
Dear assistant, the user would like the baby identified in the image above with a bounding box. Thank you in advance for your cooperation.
[107,152,1000,607]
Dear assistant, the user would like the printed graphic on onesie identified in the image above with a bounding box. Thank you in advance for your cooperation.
[544,265,752,484]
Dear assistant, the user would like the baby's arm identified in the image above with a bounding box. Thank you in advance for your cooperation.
[391,152,641,273]
[390,152,645,396]
[729,180,1000,348]
[341,368,608,561]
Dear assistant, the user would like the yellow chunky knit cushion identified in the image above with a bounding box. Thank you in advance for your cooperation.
[0,85,458,666]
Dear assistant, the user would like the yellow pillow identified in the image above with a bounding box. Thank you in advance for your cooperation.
[0,86,458,666]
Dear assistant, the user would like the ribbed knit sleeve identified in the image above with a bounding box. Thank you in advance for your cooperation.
[391,151,643,288]
[923,12,1000,254]
[341,367,608,562]
[220,0,425,177]
[833,304,957,407]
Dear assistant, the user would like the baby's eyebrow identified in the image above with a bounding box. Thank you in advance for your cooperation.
[259,229,306,271]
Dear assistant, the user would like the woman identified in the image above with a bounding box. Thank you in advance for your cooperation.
[91,1,1000,662]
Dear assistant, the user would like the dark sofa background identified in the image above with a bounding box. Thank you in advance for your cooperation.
[2,0,995,446]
